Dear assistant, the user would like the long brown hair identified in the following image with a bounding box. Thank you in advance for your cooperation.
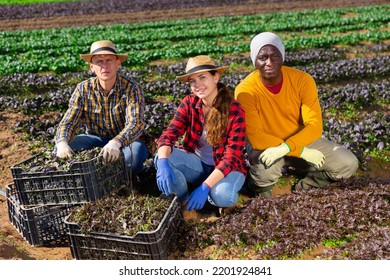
[205,73,233,146]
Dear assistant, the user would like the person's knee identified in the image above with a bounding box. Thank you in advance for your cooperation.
[124,146,148,174]
[248,149,262,165]
[165,149,189,170]
[249,166,278,188]
[246,165,277,197]
[330,152,359,180]
[211,191,238,208]
[131,141,148,159]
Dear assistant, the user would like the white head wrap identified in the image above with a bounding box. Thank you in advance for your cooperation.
[250,32,285,66]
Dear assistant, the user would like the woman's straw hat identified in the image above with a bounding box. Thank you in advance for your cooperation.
[80,40,128,63]
[177,55,229,82]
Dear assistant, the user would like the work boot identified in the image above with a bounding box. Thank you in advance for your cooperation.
[181,209,201,221]
[218,204,243,217]
[180,202,201,221]
[250,183,273,198]
[254,185,273,198]
[245,178,274,198]
[293,171,333,192]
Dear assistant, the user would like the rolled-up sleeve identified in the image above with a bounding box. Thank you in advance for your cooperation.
[55,86,83,144]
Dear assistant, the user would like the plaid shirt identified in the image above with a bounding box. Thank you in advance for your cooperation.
[55,73,145,147]
[158,94,247,176]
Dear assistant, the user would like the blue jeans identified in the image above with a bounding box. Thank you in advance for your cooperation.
[154,148,245,208]
[69,134,148,174]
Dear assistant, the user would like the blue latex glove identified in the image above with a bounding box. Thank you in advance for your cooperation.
[156,158,176,195]
[186,183,211,211]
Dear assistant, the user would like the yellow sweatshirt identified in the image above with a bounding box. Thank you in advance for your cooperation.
[234,66,322,157]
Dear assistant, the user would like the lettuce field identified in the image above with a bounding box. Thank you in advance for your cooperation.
[0,0,389,260]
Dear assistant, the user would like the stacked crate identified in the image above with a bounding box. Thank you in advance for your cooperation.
[6,152,129,247]
[6,183,74,246]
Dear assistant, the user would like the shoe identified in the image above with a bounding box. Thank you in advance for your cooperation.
[218,203,244,217]
[181,208,201,221]
[180,201,201,221]
[292,171,333,192]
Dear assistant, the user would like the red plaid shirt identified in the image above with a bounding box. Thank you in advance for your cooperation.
[158,94,247,176]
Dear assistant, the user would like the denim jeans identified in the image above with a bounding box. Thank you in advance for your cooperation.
[69,134,148,174]
[154,148,245,208]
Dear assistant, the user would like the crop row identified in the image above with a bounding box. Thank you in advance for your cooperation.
[1,44,389,98]
[1,48,389,110]
[181,176,390,259]
[0,47,349,97]
[0,0,264,20]
[0,4,389,74]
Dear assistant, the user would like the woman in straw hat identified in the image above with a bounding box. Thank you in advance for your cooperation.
[55,40,148,177]
[155,55,247,213]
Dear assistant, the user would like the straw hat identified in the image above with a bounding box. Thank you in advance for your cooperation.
[80,40,128,63]
[177,55,229,82]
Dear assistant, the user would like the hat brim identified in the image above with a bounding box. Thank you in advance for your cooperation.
[80,52,128,63]
[176,66,229,82]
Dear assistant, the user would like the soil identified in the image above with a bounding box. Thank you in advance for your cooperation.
[1,0,389,31]
[0,0,389,260]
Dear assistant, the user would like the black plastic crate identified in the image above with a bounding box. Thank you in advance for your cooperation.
[6,183,77,247]
[64,195,183,260]
[11,152,128,206]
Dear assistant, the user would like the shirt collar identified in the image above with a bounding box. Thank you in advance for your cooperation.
[93,75,121,96]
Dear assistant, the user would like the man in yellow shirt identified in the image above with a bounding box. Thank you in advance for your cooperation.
[235,32,358,197]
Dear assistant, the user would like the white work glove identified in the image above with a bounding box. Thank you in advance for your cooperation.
[301,147,325,169]
[56,141,73,159]
[259,142,290,168]
[101,140,122,163]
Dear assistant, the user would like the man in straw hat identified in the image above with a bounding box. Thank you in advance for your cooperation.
[55,40,148,177]
[155,55,247,216]
[235,32,358,196]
